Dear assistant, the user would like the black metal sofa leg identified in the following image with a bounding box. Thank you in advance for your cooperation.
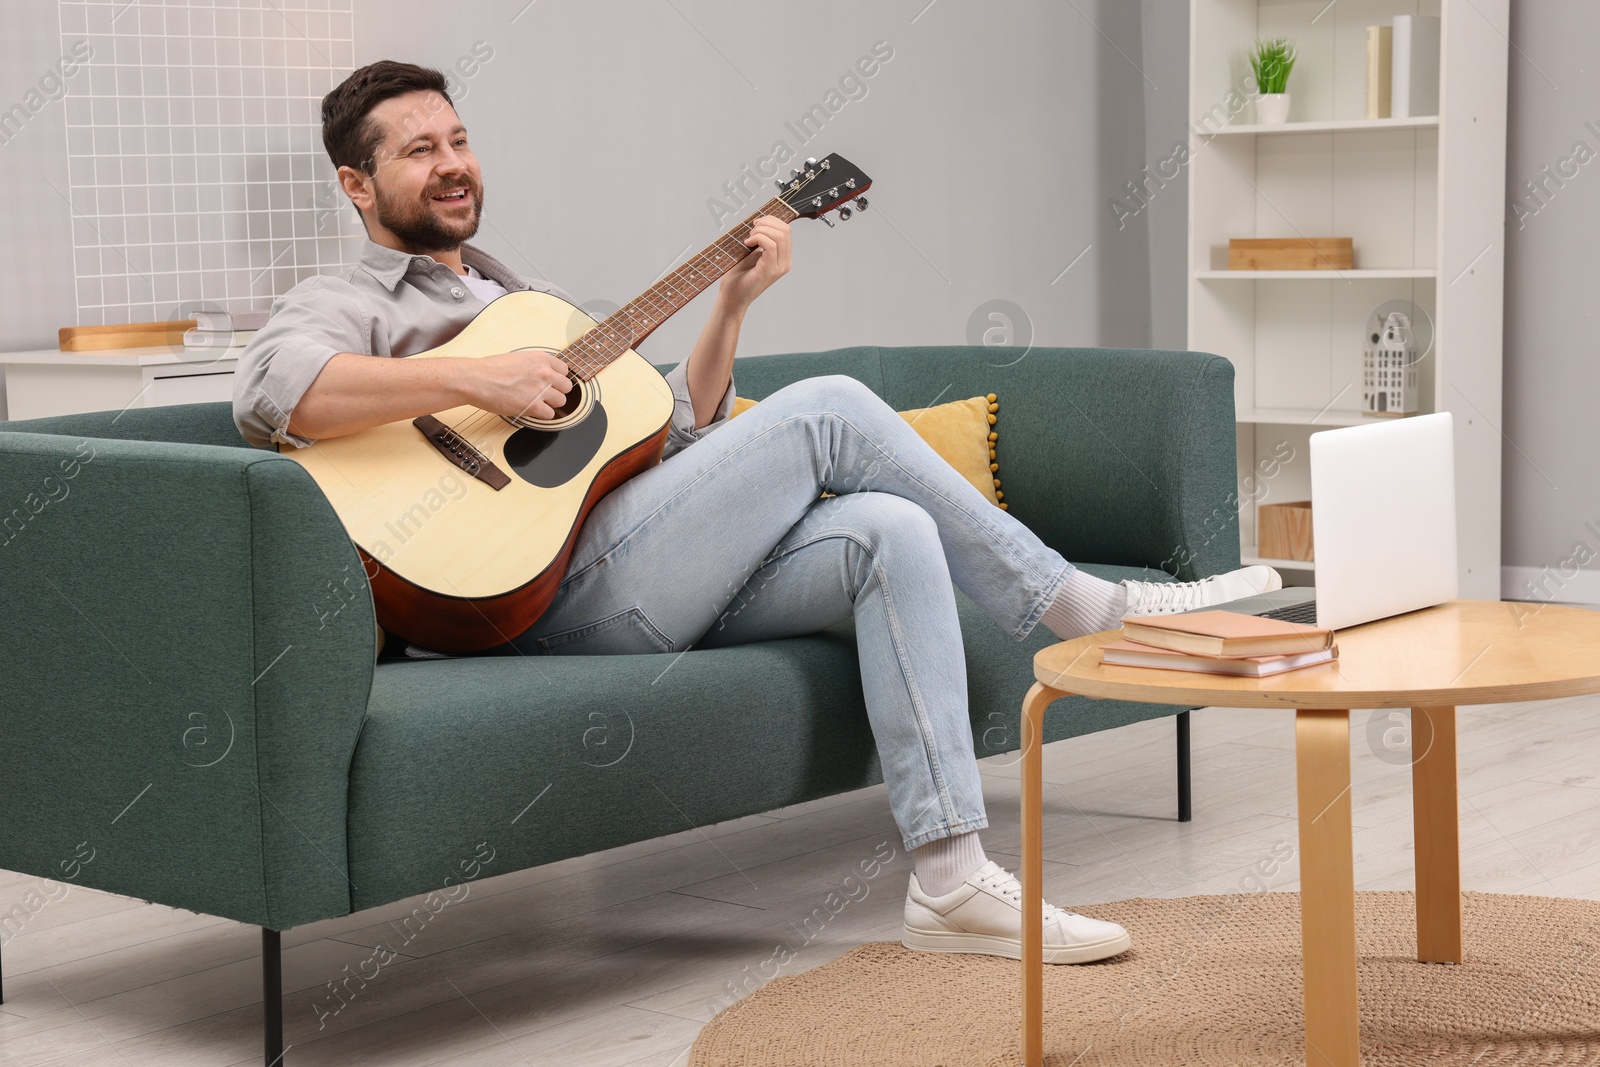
[1177,710,1193,822]
[264,928,284,1065]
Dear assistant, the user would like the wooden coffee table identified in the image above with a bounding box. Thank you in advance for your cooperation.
[1018,600,1600,1067]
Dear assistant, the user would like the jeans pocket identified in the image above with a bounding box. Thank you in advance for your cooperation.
[535,606,675,656]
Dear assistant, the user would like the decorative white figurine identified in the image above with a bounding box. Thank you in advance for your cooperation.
[1362,311,1418,416]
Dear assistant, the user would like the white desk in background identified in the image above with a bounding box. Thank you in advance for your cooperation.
[0,347,239,421]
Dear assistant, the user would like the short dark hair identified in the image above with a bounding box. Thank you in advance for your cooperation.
[321,60,453,175]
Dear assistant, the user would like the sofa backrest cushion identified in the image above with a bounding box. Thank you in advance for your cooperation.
[2,400,250,449]
[3,344,1237,576]
[660,346,1238,575]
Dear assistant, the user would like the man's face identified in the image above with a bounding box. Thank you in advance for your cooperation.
[352,90,485,253]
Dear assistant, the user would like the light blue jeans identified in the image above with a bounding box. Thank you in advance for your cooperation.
[507,375,1077,850]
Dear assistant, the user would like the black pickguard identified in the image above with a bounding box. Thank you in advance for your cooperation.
[502,403,610,488]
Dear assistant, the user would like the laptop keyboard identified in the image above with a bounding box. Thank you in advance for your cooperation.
[1258,600,1320,626]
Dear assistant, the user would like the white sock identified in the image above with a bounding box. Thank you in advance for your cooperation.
[913,831,988,897]
[1038,569,1128,640]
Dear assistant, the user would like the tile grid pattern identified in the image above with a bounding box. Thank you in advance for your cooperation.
[57,0,363,327]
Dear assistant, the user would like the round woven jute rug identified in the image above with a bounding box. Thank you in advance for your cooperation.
[689,891,1600,1066]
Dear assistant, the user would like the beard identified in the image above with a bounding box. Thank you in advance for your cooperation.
[371,173,485,254]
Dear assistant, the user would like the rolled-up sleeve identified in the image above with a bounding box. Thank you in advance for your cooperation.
[660,359,736,461]
[232,276,371,450]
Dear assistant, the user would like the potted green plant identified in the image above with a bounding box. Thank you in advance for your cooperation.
[1251,38,1296,124]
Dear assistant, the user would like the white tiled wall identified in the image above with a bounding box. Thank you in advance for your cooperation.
[58,0,363,326]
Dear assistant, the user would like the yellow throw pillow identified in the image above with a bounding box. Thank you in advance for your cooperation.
[729,391,1005,509]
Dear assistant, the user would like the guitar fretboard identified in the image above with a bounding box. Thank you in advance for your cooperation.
[562,197,800,379]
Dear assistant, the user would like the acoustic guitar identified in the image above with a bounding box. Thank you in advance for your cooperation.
[285,153,873,652]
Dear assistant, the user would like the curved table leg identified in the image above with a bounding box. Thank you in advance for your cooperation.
[1020,682,1065,1067]
[1411,705,1462,963]
[1296,708,1361,1067]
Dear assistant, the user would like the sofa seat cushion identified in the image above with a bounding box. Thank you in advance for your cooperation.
[346,562,1185,911]
[348,629,879,911]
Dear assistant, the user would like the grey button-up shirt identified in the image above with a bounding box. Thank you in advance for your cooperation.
[232,239,736,453]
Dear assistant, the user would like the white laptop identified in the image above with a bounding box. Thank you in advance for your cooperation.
[1205,411,1459,631]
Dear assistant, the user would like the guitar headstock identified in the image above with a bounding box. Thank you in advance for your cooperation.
[776,153,872,222]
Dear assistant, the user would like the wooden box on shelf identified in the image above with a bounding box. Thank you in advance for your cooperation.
[58,320,196,352]
[1227,238,1354,271]
[1258,501,1315,561]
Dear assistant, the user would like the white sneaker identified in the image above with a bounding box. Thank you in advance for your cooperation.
[1121,564,1283,617]
[901,861,1131,964]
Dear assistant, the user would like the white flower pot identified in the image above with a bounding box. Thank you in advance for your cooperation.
[1257,94,1291,124]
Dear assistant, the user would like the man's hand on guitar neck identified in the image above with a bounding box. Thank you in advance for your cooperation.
[681,214,793,429]
[720,214,793,311]
[284,348,571,443]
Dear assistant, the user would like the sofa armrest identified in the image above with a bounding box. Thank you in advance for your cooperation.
[0,431,374,929]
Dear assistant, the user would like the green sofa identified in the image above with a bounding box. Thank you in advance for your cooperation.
[0,344,1239,1062]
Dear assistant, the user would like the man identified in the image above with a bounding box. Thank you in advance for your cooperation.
[235,61,1280,966]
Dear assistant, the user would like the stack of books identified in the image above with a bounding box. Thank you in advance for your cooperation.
[1100,610,1337,677]
[182,309,269,350]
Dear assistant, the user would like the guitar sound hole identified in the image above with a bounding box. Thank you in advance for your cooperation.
[503,402,609,488]
[552,374,583,418]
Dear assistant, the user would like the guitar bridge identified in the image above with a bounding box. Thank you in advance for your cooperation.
[413,415,511,490]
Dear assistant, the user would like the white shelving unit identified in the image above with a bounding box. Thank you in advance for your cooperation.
[1186,0,1509,595]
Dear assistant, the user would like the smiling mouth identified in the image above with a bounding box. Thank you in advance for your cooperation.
[431,188,471,204]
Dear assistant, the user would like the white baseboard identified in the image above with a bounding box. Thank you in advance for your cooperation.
[1501,565,1600,606]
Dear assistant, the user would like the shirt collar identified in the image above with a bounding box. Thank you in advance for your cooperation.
[355,238,538,294]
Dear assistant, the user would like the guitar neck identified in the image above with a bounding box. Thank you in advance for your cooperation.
[562,197,799,379]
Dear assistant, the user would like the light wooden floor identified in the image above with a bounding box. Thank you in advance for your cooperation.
[5,692,1600,1066]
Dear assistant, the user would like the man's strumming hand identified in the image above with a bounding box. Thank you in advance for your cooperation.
[468,349,573,422]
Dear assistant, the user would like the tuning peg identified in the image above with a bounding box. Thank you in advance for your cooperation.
[805,157,818,168]
[854,197,869,212]
[838,206,853,221]
[818,214,835,228]
[790,166,804,180]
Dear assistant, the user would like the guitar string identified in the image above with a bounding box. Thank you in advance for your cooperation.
[451,189,805,441]
[447,198,798,447]
[448,215,767,443]
[445,238,728,444]
[451,192,806,444]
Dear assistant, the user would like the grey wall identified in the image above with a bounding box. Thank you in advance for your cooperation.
[356,0,1184,379]
[5,0,1587,589]
[0,0,1188,415]
[1500,2,1600,582]
[1138,0,1192,351]
[0,2,81,412]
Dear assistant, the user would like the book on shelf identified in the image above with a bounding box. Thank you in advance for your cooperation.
[1392,15,1441,118]
[182,328,257,349]
[1119,610,1334,657]
[190,310,269,333]
[1366,25,1393,119]
[1100,639,1338,677]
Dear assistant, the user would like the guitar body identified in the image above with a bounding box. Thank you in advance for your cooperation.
[284,289,675,652]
